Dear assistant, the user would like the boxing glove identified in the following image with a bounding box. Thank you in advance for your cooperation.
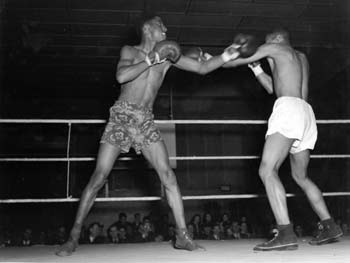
[145,40,181,66]
[222,34,259,62]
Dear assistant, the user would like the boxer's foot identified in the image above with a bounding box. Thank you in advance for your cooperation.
[55,238,78,257]
[174,229,205,251]
[309,219,343,245]
[254,224,298,251]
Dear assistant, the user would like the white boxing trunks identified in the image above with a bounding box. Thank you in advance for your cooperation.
[266,96,318,154]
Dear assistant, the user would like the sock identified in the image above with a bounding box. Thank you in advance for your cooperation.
[277,224,294,235]
[321,218,334,226]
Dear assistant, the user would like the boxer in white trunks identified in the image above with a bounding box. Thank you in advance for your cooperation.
[223,28,343,251]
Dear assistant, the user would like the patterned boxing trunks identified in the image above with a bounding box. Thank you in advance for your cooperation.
[100,101,162,154]
[266,96,318,154]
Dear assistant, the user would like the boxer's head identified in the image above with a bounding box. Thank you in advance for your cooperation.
[139,15,167,42]
[265,28,290,44]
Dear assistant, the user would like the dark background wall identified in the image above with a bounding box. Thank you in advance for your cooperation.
[0,0,349,231]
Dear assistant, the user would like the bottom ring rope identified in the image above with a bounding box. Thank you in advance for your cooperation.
[1,192,349,203]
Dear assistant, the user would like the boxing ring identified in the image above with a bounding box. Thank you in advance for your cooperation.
[0,118,350,262]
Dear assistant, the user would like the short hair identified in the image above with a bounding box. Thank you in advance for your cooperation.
[271,27,290,42]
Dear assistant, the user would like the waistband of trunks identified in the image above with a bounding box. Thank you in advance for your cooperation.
[114,100,153,113]
[275,96,311,107]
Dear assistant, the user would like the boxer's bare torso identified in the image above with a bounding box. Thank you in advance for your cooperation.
[117,45,171,108]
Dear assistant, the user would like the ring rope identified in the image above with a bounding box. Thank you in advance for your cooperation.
[1,154,350,162]
[1,192,350,203]
[1,119,350,124]
[1,118,349,203]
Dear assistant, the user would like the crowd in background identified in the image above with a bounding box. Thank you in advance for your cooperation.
[1,210,349,247]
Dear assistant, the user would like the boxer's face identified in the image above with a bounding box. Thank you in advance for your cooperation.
[148,16,167,42]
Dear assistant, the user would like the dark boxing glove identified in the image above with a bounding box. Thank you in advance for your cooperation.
[233,34,260,58]
[145,40,181,66]
[222,34,259,62]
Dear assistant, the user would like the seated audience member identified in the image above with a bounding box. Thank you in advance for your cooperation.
[118,226,130,243]
[225,227,234,240]
[202,225,212,240]
[107,224,119,244]
[82,222,105,244]
[19,228,34,246]
[231,221,241,239]
[54,226,68,245]
[341,223,349,236]
[295,224,304,238]
[131,213,142,235]
[212,224,223,240]
[186,223,195,239]
[190,214,202,239]
[136,217,155,242]
[220,213,231,231]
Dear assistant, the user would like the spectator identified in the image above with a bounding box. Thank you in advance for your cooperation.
[225,227,234,240]
[36,230,48,245]
[212,224,223,240]
[220,213,231,232]
[166,224,176,242]
[131,213,142,234]
[294,225,304,238]
[190,214,202,239]
[82,222,105,244]
[341,223,349,236]
[186,223,195,239]
[202,212,214,228]
[54,226,68,245]
[231,221,241,239]
[202,225,212,240]
[114,212,130,230]
[19,228,33,246]
[156,213,171,240]
[107,224,119,244]
[136,217,155,242]
[240,221,251,238]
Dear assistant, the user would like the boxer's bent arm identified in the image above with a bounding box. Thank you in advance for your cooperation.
[116,46,150,84]
[255,72,274,94]
[174,55,225,75]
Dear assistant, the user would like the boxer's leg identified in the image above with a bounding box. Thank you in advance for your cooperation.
[142,141,203,251]
[56,143,121,256]
[254,132,298,251]
[290,150,343,245]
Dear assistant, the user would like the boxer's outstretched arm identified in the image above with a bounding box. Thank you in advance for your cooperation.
[116,46,150,84]
[174,54,225,75]
[222,44,277,68]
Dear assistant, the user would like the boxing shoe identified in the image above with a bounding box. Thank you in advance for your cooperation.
[174,228,204,251]
[254,224,298,251]
[309,219,343,245]
[55,238,78,257]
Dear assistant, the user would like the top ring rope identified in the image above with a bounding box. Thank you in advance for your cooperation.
[1,119,350,124]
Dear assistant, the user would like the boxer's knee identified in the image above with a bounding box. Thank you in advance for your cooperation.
[87,169,109,193]
[291,168,308,187]
[259,160,278,183]
[158,166,177,189]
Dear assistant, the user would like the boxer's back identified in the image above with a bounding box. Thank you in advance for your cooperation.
[268,45,304,99]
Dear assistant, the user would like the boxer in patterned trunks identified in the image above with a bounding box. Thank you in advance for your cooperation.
[56,15,244,256]
[224,28,342,251]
